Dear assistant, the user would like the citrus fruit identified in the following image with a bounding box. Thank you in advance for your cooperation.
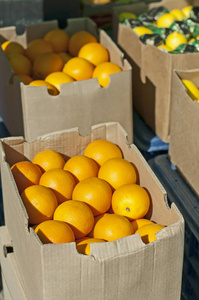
[57,52,72,65]
[29,79,59,96]
[181,79,199,100]
[76,237,105,255]
[111,183,150,221]
[63,57,95,81]
[132,26,153,36]
[72,177,112,216]
[43,29,69,53]
[15,74,33,85]
[63,155,99,183]
[157,44,172,52]
[119,12,137,22]
[89,213,134,242]
[45,71,74,93]
[182,5,193,18]
[32,52,64,80]
[78,42,109,66]
[8,54,32,76]
[32,150,65,172]
[135,223,166,244]
[11,161,43,195]
[165,31,187,51]
[170,9,184,21]
[25,38,54,62]
[92,62,122,87]
[21,185,58,225]
[68,30,98,57]
[156,13,176,28]
[98,157,137,190]
[39,168,76,204]
[2,41,25,56]
[84,139,123,166]
[53,199,94,239]
[131,218,154,232]
[35,220,75,244]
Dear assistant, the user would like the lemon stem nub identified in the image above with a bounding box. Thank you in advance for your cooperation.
[126,207,130,212]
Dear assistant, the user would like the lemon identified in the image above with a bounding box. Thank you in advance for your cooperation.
[119,12,137,22]
[188,38,195,44]
[181,80,199,100]
[166,31,187,51]
[182,5,193,18]
[170,9,185,21]
[157,44,172,52]
[156,13,176,28]
[133,26,153,36]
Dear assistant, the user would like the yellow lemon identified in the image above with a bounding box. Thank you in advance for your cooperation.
[133,26,153,36]
[181,79,199,100]
[157,13,176,28]
[182,6,193,18]
[166,31,187,51]
[170,9,184,21]
[119,12,137,22]
[157,44,172,52]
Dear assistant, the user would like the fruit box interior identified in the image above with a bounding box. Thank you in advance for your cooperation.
[0,122,184,300]
[0,18,132,143]
[169,68,199,198]
[113,0,199,143]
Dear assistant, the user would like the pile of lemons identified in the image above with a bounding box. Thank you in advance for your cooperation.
[120,5,199,53]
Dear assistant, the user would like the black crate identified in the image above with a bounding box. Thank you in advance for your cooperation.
[133,110,169,161]
[148,154,199,300]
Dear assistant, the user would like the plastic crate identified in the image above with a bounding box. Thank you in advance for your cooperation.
[133,110,169,160]
[148,154,199,300]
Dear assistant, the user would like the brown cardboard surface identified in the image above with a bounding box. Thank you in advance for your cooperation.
[0,122,184,300]
[0,18,133,143]
[0,227,28,300]
[114,0,199,143]
[169,69,199,197]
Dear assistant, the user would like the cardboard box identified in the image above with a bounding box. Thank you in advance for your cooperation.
[0,18,133,143]
[114,0,199,143]
[0,122,184,300]
[0,227,28,300]
[0,0,80,32]
[169,69,199,197]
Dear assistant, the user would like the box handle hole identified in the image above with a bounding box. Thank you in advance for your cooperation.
[3,244,13,257]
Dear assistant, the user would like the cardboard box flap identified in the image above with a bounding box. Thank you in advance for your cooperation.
[148,0,199,10]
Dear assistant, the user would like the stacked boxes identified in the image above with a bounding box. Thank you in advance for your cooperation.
[0,2,188,299]
[113,0,199,143]
[0,123,184,300]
